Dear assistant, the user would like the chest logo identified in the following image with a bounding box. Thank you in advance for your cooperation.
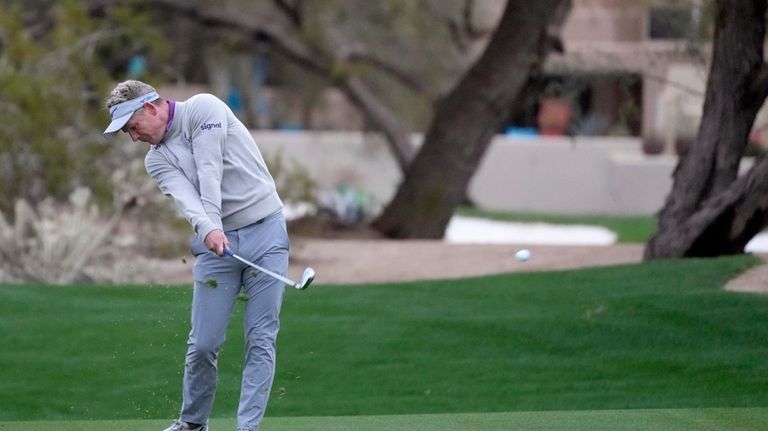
[200,122,222,131]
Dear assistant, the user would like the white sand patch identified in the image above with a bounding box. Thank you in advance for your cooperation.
[746,233,768,253]
[446,215,768,252]
[444,216,617,245]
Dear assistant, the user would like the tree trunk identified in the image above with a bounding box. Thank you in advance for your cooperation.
[645,0,768,259]
[372,0,572,238]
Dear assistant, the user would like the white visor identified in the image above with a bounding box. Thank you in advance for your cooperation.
[103,91,160,136]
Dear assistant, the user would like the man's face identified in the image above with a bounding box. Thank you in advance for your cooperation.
[122,103,165,144]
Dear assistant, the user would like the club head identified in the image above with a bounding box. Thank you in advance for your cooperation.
[294,267,315,290]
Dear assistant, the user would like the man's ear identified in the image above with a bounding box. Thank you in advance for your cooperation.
[143,101,158,115]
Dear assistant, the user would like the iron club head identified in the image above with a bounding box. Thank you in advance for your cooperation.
[294,267,315,290]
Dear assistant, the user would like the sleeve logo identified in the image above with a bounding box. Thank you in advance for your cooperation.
[200,122,222,131]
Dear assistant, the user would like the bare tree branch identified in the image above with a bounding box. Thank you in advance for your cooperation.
[339,77,417,169]
[345,50,434,100]
[419,0,493,52]
[272,0,303,28]
[85,0,418,172]
[128,0,330,74]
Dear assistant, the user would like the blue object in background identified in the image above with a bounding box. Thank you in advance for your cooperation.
[126,56,147,78]
[253,57,272,118]
[253,56,269,86]
[277,123,303,132]
[504,127,538,137]
[226,83,242,112]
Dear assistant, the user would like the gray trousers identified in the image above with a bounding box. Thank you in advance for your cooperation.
[181,212,288,431]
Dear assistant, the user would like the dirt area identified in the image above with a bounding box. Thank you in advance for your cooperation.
[725,255,768,293]
[149,237,767,293]
[287,239,645,284]
[153,239,645,285]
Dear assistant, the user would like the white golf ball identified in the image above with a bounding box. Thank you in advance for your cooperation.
[515,249,531,262]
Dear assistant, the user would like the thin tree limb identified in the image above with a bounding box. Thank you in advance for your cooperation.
[273,0,303,28]
[346,50,434,99]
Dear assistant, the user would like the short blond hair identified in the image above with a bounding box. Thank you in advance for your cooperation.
[105,80,159,109]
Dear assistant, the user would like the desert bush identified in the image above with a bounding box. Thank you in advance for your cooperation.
[0,155,174,284]
[0,188,122,284]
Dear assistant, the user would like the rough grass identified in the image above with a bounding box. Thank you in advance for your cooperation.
[1,255,767,422]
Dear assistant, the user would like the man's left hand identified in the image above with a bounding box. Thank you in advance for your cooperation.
[204,229,230,256]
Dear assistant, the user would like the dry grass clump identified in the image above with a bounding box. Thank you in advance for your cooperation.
[0,188,135,284]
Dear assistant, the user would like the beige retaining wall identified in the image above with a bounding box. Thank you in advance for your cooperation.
[254,131,732,216]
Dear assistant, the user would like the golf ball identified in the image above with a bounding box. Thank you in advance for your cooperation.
[515,249,531,262]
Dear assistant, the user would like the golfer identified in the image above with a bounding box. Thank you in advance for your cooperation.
[104,80,288,431]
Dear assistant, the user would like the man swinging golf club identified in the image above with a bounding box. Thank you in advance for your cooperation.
[104,80,289,431]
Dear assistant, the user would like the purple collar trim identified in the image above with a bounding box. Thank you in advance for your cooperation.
[166,100,176,131]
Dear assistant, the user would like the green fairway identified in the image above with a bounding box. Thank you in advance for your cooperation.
[1,255,767,422]
[1,408,767,431]
[456,206,656,243]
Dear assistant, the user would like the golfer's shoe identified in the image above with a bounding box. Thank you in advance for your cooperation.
[162,420,208,431]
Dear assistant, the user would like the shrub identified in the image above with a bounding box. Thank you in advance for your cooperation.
[0,188,122,284]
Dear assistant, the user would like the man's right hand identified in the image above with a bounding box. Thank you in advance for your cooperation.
[204,229,230,256]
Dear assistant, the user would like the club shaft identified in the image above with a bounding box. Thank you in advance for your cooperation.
[229,253,296,286]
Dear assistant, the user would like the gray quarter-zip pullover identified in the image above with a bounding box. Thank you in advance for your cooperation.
[145,93,282,241]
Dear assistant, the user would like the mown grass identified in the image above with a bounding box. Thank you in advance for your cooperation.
[2,408,768,431]
[456,206,656,243]
[1,255,767,422]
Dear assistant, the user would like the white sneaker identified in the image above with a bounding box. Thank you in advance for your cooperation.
[163,420,208,431]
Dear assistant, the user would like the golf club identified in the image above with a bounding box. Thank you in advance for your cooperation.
[223,246,315,290]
